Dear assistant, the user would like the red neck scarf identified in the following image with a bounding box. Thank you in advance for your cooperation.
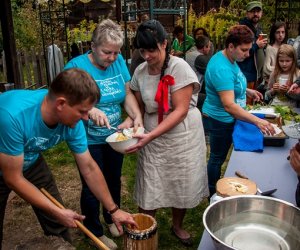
[154,75,175,124]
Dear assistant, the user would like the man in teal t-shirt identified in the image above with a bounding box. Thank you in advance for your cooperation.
[0,68,137,247]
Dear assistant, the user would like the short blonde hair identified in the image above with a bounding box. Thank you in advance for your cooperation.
[92,19,123,47]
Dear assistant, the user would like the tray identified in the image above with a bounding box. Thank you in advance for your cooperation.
[263,116,289,147]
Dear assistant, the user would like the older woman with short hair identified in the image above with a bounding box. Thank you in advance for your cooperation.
[64,19,142,249]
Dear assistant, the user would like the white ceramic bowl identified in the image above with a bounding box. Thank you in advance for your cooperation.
[105,127,144,154]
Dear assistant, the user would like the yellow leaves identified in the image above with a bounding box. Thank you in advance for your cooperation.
[178,7,240,48]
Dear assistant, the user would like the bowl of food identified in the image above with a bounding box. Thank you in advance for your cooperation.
[203,195,300,250]
[105,127,144,154]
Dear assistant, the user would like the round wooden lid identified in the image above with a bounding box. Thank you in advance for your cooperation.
[216,177,257,197]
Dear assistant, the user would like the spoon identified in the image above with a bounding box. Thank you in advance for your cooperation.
[110,126,132,138]
[257,187,277,196]
[235,171,277,196]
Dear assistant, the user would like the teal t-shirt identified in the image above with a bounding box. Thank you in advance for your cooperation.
[202,51,247,123]
[0,89,87,173]
[64,52,131,144]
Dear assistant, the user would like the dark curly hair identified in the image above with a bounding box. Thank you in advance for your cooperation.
[225,25,254,48]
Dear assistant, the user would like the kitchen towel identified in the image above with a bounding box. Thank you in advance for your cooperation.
[233,113,264,152]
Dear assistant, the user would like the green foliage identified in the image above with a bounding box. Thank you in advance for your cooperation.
[67,19,97,44]
[13,2,43,50]
[179,7,239,45]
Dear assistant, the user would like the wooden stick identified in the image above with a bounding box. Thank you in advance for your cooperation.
[40,188,109,250]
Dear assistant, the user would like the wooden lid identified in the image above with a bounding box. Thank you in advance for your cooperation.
[216,177,257,197]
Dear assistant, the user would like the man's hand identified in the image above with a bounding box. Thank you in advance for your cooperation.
[111,209,138,234]
[55,208,85,228]
[256,38,267,48]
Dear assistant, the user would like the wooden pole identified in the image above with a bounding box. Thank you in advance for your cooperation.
[40,188,109,250]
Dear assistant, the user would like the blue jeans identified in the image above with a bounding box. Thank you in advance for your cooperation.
[203,115,234,196]
[80,144,123,237]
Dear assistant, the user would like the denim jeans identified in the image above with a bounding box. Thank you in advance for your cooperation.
[0,156,71,248]
[80,144,123,237]
[203,115,235,196]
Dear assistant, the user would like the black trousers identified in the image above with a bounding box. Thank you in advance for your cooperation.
[0,155,71,249]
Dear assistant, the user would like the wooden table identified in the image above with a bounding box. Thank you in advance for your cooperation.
[198,137,299,250]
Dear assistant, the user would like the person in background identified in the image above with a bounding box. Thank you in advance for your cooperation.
[238,1,268,103]
[263,22,287,85]
[265,44,300,107]
[185,36,211,111]
[171,25,194,57]
[293,22,300,68]
[192,27,214,56]
[129,14,150,76]
[185,35,211,84]
[0,68,137,249]
[128,20,208,246]
[289,145,300,207]
[70,42,81,59]
[202,25,275,196]
[64,19,142,249]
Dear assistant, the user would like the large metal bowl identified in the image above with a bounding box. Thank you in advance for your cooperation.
[203,195,300,250]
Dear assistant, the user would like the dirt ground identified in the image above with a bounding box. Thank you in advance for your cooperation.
[2,166,86,250]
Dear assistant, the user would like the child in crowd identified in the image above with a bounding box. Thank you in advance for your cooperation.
[265,44,300,107]
[263,21,287,83]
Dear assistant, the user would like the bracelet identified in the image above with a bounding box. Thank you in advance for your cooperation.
[108,204,119,215]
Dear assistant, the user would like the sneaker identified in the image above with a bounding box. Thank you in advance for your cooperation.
[107,223,123,237]
[94,235,117,250]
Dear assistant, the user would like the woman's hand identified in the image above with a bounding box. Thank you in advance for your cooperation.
[246,89,263,102]
[133,115,143,131]
[125,133,153,153]
[111,209,138,234]
[255,118,275,136]
[88,107,109,127]
[118,116,133,129]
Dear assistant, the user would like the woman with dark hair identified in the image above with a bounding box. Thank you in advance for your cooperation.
[127,20,208,246]
[263,21,287,83]
[202,25,275,196]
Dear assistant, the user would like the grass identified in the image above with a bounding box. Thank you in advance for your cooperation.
[42,141,232,250]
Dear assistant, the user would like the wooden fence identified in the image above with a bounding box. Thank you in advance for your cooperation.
[0,48,48,90]
[0,37,224,91]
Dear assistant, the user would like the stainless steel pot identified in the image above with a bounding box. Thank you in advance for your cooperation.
[203,195,300,250]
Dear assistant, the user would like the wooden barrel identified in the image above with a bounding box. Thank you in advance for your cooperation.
[123,213,158,250]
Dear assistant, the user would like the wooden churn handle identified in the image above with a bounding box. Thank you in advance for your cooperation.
[40,188,109,250]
